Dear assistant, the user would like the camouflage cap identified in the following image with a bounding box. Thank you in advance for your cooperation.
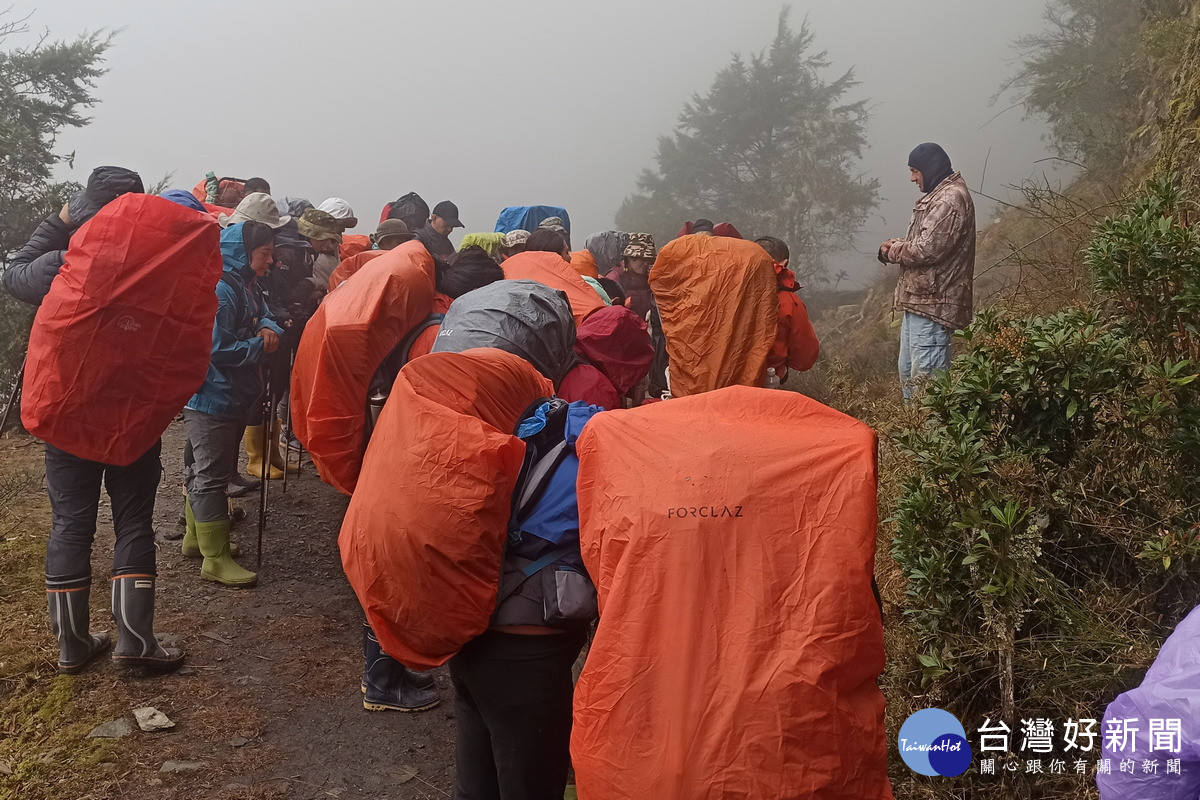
[538,216,566,233]
[622,232,656,260]
[297,208,343,243]
[503,229,531,248]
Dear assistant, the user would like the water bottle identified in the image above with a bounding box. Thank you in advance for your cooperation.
[766,367,781,389]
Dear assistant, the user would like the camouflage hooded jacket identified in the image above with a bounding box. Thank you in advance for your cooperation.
[889,172,975,330]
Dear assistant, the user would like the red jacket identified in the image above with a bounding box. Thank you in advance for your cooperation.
[770,262,819,380]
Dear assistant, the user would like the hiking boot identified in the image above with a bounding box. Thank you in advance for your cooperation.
[110,574,185,674]
[227,471,261,498]
[195,519,257,588]
[270,420,300,475]
[47,581,111,675]
[182,500,238,558]
[244,425,283,480]
[361,624,439,712]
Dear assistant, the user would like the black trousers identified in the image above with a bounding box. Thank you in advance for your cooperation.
[449,628,587,800]
[43,440,162,588]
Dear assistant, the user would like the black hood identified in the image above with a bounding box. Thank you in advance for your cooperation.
[908,143,953,194]
[67,166,144,226]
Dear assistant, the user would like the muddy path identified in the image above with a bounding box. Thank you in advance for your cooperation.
[3,421,457,799]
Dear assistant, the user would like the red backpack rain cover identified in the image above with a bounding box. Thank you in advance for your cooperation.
[22,194,222,465]
[290,241,436,495]
[572,386,892,800]
[339,349,553,669]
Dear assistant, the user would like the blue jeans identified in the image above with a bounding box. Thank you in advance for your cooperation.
[898,311,952,400]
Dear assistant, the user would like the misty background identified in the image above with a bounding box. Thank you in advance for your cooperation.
[23,0,1060,286]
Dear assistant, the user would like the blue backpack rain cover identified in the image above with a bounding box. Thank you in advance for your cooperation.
[494,205,571,236]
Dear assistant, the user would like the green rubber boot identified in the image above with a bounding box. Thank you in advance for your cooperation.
[195,519,257,588]
[182,501,238,558]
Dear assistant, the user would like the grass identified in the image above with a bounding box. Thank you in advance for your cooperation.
[0,438,125,800]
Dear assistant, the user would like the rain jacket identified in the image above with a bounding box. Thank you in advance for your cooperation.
[501,251,605,327]
[649,235,778,396]
[605,265,653,321]
[4,166,144,306]
[186,223,283,421]
[415,220,455,258]
[887,172,975,330]
[770,262,819,380]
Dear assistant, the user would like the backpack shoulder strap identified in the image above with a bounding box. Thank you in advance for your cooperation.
[397,313,444,365]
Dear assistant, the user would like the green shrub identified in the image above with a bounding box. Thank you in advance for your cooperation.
[891,178,1200,726]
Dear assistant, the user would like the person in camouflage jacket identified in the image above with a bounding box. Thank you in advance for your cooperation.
[879,142,975,399]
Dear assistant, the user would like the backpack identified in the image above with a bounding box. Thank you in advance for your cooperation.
[385,192,430,232]
[494,398,602,629]
[364,312,445,437]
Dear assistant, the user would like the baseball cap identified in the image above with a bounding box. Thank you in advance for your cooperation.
[432,200,464,228]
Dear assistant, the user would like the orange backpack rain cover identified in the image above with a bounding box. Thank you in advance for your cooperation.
[22,194,223,466]
[327,249,385,291]
[290,241,435,495]
[501,250,605,326]
[338,233,371,263]
[572,386,891,800]
[649,235,778,397]
[339,349,553,669]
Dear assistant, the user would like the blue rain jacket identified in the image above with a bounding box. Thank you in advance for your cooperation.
[186,223,283,420]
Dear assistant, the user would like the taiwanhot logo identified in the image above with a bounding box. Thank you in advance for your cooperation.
[898,708,973,777]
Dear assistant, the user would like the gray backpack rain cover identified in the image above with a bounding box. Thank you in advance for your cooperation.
[431,279,576,385]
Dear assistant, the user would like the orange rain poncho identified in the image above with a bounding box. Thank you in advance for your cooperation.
[501,250,605,326]
[327,249,385,291]
[338,233,371,262]
[649,234,778,396]
[290,241,435,495]
[340,349,553,669]
[572,386,891,800]
[23,194,222,465]
[569,249,600,279]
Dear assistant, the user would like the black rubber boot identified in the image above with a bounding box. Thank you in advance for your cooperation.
[361,624,439,712]
[47,580,111,675]
[110,574,185,673]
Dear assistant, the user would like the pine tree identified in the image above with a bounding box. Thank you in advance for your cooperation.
[616,9,877,285]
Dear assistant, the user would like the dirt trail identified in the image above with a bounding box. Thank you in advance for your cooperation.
[6,421,458,799]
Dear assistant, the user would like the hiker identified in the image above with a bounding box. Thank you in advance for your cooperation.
[3,166,144,305]
[297,208,344,295]
[537,215,572,250]
[210,193,294,482]
[370,219,414,250]
[650,232,778,397]
[755,236,819,382]
[457,232,505,258]
[217,192,290,230]
[525,227,572,260]
[267,220,319,453]
[428,289,592,799]
[606,232,656,320]
[318,197,358,231]
[7,173,201,676]
[243,177,271,195]
[500,229,531,261]
[182,221,283,589]
[414,200,463,258]
[585,230,629,275]
[878,142,976,399]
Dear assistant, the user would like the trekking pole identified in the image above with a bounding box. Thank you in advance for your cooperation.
[257,377,271,571]
[0,363,25,436]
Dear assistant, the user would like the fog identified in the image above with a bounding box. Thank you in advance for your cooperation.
[23,0,1056,285]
